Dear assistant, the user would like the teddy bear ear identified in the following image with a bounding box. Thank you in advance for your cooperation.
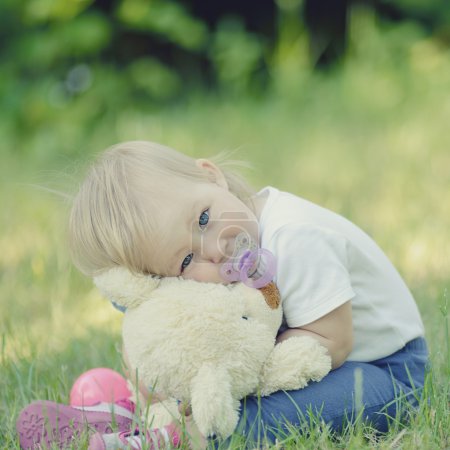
[93,266,161,309]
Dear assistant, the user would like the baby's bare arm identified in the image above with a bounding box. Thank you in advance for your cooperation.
[276,301,353,369]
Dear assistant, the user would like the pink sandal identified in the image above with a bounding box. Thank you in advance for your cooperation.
[16,399,136,449]
[88,423,181,450]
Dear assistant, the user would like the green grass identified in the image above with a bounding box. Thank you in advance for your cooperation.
[1,15,449,449]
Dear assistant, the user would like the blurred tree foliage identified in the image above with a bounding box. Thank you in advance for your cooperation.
[0,0,448,159]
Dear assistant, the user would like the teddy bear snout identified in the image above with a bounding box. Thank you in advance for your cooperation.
[259,282,281,309]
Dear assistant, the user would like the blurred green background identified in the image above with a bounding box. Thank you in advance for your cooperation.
[1,0,449,447]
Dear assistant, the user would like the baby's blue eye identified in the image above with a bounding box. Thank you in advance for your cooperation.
[199,209,209,228]
[181,253,193,272]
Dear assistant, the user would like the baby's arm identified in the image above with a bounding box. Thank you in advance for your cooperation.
[276,301,353,369]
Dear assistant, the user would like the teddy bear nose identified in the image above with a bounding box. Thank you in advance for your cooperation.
[242,316,248,320]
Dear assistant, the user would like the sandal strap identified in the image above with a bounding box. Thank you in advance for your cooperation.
[118,424,181,449]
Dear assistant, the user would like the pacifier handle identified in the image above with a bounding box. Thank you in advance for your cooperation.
[239,249,276,288]
[220,248,276,288]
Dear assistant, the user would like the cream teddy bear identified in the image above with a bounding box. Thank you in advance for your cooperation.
[94,267,331,439]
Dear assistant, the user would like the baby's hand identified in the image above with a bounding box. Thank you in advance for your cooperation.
[258,336,331,396]
[178,400,192,417]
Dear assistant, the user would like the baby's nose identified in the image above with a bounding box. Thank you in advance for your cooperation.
[209,253,223,264]
[211,240,229,264]
[199,236,227,264]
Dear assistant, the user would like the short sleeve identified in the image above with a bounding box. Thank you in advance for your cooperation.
[269,224,355,327]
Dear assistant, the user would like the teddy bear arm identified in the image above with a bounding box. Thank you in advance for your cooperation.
[190,363,240,439]
[259,335,332,396]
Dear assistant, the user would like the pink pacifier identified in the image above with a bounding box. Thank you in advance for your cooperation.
[220,233,276,288]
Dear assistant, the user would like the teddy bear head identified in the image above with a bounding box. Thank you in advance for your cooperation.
[94,267,282,338]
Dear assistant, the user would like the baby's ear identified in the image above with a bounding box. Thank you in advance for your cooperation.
[93,266,160,309]
[195,159,228,190]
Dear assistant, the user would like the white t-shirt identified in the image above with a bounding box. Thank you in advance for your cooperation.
[257,186,424,362]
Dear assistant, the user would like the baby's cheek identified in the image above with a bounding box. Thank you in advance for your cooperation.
[186,264,225,284]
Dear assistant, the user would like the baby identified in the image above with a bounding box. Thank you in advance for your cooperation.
[17,141,428,449]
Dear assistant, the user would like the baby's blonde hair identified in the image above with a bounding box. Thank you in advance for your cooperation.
[69,141,255,277]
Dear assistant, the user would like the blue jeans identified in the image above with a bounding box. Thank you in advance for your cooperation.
[216,337,428,446]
